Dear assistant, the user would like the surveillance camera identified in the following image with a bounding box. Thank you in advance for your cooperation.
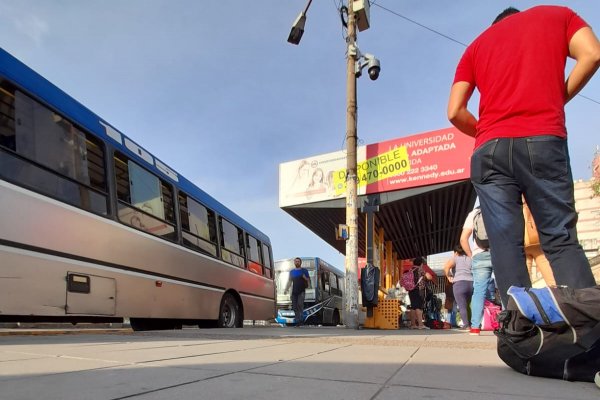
[354,51,381,80]
[368,65,380,81]
[367,58,380,81]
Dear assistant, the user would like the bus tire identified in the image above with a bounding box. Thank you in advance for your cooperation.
[218,293,241,328]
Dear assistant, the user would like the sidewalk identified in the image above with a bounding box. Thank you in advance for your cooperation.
[0,325,597,399]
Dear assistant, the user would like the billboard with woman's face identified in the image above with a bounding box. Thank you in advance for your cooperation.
[279,127,474,207]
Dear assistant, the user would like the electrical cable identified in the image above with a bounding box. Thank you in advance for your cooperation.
[372,3,468,47]
[340,5,348,29]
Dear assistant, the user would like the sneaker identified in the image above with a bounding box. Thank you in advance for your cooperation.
[458,325,470,331]
[594,372,599,388]
[469,327,481,336]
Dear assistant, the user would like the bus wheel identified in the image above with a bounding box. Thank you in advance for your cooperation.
[331,310,341,326]
[218,294,241,328]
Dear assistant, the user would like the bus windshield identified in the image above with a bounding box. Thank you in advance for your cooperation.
[275,269,316,302]
[274,257,344,326]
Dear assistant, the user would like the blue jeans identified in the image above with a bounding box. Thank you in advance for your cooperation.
[447,302,458,327]
[291,291,305,324]
[471,136,595,306]
[470,251,494,329]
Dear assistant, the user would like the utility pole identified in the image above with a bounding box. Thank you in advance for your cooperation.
[287,0,375,329]
[343,0,359,329]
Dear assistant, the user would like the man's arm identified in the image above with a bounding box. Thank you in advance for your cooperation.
[303,270,311,289]
[566,27,600,104]
[460,228,473,258]
[447,81,477,137]
[284,278,292,293]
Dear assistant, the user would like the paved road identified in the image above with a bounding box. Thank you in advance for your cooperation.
[0,326,597,400]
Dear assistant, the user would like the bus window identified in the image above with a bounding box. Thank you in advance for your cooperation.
[129,161,164,219]
[262,243,272,278]
[330,271,339,295]
[246,234,263,275]
[179,192,217,257]
[0,84,108,215]
[219,217,245,268]
[321,271,329,293]
[114,152,176,240]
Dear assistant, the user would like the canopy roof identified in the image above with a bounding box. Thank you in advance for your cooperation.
[282,180,476,260]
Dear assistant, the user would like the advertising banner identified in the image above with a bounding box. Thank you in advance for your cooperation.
[279,127,474,207]
[279,147,366,207]
[364,127,473,193]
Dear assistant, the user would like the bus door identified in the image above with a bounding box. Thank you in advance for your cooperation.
[319,270,334,322]
[329,271,343,313]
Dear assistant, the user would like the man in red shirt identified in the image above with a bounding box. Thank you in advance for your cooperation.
[447,6,600,306]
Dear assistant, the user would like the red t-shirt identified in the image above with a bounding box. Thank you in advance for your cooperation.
[453,6,588,149]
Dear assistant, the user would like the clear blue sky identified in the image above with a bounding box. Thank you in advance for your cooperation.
[1,1,599,270]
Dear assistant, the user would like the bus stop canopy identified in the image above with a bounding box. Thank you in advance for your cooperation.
[279,128,477,260]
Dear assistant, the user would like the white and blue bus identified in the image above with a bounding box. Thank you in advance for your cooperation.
[0,47,275,330]
[274,257,344,326]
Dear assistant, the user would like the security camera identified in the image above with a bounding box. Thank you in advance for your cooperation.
[367,58,380,81]
[355,52,381,81]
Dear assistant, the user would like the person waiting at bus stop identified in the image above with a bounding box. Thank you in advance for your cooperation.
[403,257,436,330]
[284,257,311,326]
[443,244,473,331]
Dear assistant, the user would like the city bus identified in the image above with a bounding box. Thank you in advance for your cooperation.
[0,47,275,330]
[274,257,344,326]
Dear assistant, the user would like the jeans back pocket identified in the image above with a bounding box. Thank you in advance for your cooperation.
[526,136,568,180]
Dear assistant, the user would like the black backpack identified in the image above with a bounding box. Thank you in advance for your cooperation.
[495,285,600,382]
[360,264,380,307]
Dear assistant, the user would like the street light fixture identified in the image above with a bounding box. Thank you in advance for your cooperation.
[287,0,313,45]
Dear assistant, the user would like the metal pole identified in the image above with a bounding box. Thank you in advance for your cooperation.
[343,0,359,329]
[302,0,313,14]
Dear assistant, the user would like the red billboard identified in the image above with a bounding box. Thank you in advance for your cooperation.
[365,127,474,194]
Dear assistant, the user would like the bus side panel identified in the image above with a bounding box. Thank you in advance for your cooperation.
[0,245,224,319]
[0,181,275,320]
[239,294,275,321]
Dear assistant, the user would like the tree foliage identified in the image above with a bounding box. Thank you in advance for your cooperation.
[592,178,600,198]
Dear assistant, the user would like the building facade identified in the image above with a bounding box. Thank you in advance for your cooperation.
[574,179,600,259]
